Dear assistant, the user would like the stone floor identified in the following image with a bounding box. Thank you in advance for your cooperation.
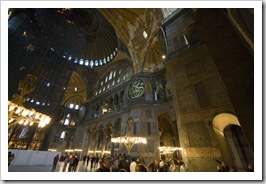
[8,161,100,172]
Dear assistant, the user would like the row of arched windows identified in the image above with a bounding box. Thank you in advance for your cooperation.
[95,65,132,96]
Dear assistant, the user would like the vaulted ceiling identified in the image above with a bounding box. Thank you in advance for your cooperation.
[99,8,165,73]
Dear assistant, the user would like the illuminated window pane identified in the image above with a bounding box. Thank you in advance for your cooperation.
[109,71,113,80]
[113,70,116,77]
[69,104,74,108]
[103,58,106,64]
[64,119,70,126]
[85,60,89,66]
[95,60,98,66]
[90,60,94,68]
[74,58,78,63]
[75,105,79,109]
[143,31,148,39]
[60,131,66,139]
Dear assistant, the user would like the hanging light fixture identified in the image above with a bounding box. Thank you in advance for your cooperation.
[8,74,51,129]
[111,117,147,155]
[8,101,51,128]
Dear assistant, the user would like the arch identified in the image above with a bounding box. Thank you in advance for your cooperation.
[158,112,178,147]
[158,112,176,132]
[157,112,181,160]
[62,71,87,107]
[212,113,253,171]
[212,113,240,135]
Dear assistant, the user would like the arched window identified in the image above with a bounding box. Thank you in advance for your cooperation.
[94,64,133,96]
[109,71,113,80]
[69,103,74,109]
[64,119,70,126]
[90,60,94,68]
[113,70,116,77]
[79,58,84,65]
[85,60,89,66]
[60,131,67,139]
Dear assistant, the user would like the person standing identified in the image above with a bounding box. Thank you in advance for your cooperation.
[86,155,90,167]
[149,159,159,172]
[83,155,86,165]
[90,156,95,171]
[51,154,60,172]
[62,155,69,172]
[95,157,113,172]
[73,155,80,171]
[68,155,75,172]
[130,158,137,172]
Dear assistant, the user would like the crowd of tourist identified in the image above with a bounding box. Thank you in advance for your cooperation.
[59,153,190,172]
[57,153,254,172]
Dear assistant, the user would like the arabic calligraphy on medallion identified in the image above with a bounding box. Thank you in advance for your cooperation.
[128,78,146,100]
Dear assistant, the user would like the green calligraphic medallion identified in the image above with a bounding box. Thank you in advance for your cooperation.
[127,78,146,100]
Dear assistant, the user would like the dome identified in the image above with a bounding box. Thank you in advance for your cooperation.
[28,8,118,68]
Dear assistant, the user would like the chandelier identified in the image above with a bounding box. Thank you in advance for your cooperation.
[8,74,51,129]
[8,101,51,128]
[111,117,147,155]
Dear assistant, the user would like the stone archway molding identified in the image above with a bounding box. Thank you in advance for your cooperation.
[212,113,241,135]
